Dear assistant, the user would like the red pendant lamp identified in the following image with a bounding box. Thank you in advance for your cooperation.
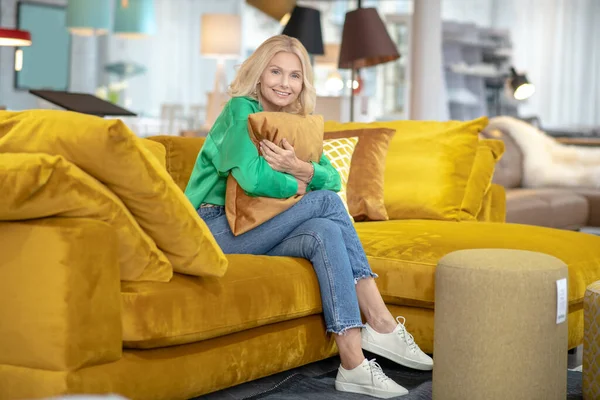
[0,28,32,47]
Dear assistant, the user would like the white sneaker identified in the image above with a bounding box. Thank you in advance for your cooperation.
[335,358,409,398]
[362,316,434,371]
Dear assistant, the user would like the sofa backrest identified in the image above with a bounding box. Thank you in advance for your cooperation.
[147,136,206,191]
[481,127,523,188]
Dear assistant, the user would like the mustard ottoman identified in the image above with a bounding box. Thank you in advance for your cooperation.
[432,249,568,400]
[584,281,600,399]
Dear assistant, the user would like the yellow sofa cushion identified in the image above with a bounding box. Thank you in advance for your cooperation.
[324,117,489,221]
[0,218,122,372]
[461,139,505,220]
[142,139,167,169]
[121,254,323,349]
[355,220,600,309]
[0,110,226,278]
[147,136,206,192]
[477,183,506,223]
[0,153,172,282]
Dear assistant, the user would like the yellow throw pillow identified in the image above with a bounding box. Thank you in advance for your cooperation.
[325,117,488,221]
[322,137,359,218]
[142,138,167,169]
[225,112,324,236]
[460,139,505,220]
[0,110,227,277]
[147,136,206,192]
[0,153,172,282]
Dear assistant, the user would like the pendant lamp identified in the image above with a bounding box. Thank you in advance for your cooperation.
[0,28,32,47]
[66,0,111,36]
[114,0,156,39]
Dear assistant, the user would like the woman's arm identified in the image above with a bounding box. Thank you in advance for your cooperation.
[212,99,299,198]
[260,139,341,193]
[308,153,341,192]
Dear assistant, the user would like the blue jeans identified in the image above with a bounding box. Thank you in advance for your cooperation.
[197,190,377,334]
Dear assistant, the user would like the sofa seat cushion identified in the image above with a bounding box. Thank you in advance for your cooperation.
[506,189,589,229]
[121,254,322,349]
[569,188,600,227]
[354,220,600,309]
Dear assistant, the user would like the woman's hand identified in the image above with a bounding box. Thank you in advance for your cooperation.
[259,139,300,174]
[260,139,314,183]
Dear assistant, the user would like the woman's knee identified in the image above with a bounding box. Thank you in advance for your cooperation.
[307,190,346,209]
[301,217,340,238]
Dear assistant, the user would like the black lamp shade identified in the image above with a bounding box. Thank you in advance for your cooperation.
[509,67,535,100]
[338,8,400,69]
[282,6,324,55]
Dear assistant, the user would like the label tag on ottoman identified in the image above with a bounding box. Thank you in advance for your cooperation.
[556,278,567,324]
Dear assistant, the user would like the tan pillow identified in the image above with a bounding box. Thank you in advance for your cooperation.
[0,110,227,277]
[0,153,172,282]
[226,112,324,236]
[324,128,396,221]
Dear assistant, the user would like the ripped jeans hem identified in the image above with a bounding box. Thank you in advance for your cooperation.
[354,272,378,285]
[327,322,366,336]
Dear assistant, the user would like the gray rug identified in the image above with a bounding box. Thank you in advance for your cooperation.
[198,355,583,399]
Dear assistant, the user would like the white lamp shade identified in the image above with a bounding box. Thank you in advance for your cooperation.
[200,14,241,58]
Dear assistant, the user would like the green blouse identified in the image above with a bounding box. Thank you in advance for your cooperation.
[184,96,341,209]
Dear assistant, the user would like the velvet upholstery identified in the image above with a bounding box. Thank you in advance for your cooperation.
[325,117,489,221]
[226,112,324,235]
[142,139,167,169]
[0,218,122,372]
[3,118,599,400]
[355,219,600,309]
[0,153,172,282]
[460,139,505,220]
[0,316,337,400]
[478,183,507,222]
[121,255,322,349]
[0,110,226,277]
[146,136,206,192]
[323,128,396,221]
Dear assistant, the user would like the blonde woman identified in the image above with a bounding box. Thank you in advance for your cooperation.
[185,35,432,398]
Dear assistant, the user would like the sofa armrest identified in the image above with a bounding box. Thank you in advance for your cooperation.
[0,218,122,372]
[477,184,506,223]
[572,188,600,227]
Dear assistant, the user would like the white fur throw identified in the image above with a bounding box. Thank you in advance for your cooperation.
[487,116,600,188]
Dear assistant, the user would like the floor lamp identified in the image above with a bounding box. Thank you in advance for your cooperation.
[338,3,400,122]
[201,14,241,129]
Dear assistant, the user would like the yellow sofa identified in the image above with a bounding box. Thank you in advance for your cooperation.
[1,114,600,400]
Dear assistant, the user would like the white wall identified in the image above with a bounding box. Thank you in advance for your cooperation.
[442,0,494,26]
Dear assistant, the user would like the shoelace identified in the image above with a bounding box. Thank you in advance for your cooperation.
[396,316,419,352]
[367,359,392,384]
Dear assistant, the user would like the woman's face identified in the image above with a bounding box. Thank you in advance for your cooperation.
[259,51,303,112]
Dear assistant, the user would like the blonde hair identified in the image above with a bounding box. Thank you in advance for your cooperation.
[228,35,316,116]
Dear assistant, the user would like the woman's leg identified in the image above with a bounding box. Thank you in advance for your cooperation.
[264,217,366,369]
[356,278,397,333]
[266,218,409,397]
